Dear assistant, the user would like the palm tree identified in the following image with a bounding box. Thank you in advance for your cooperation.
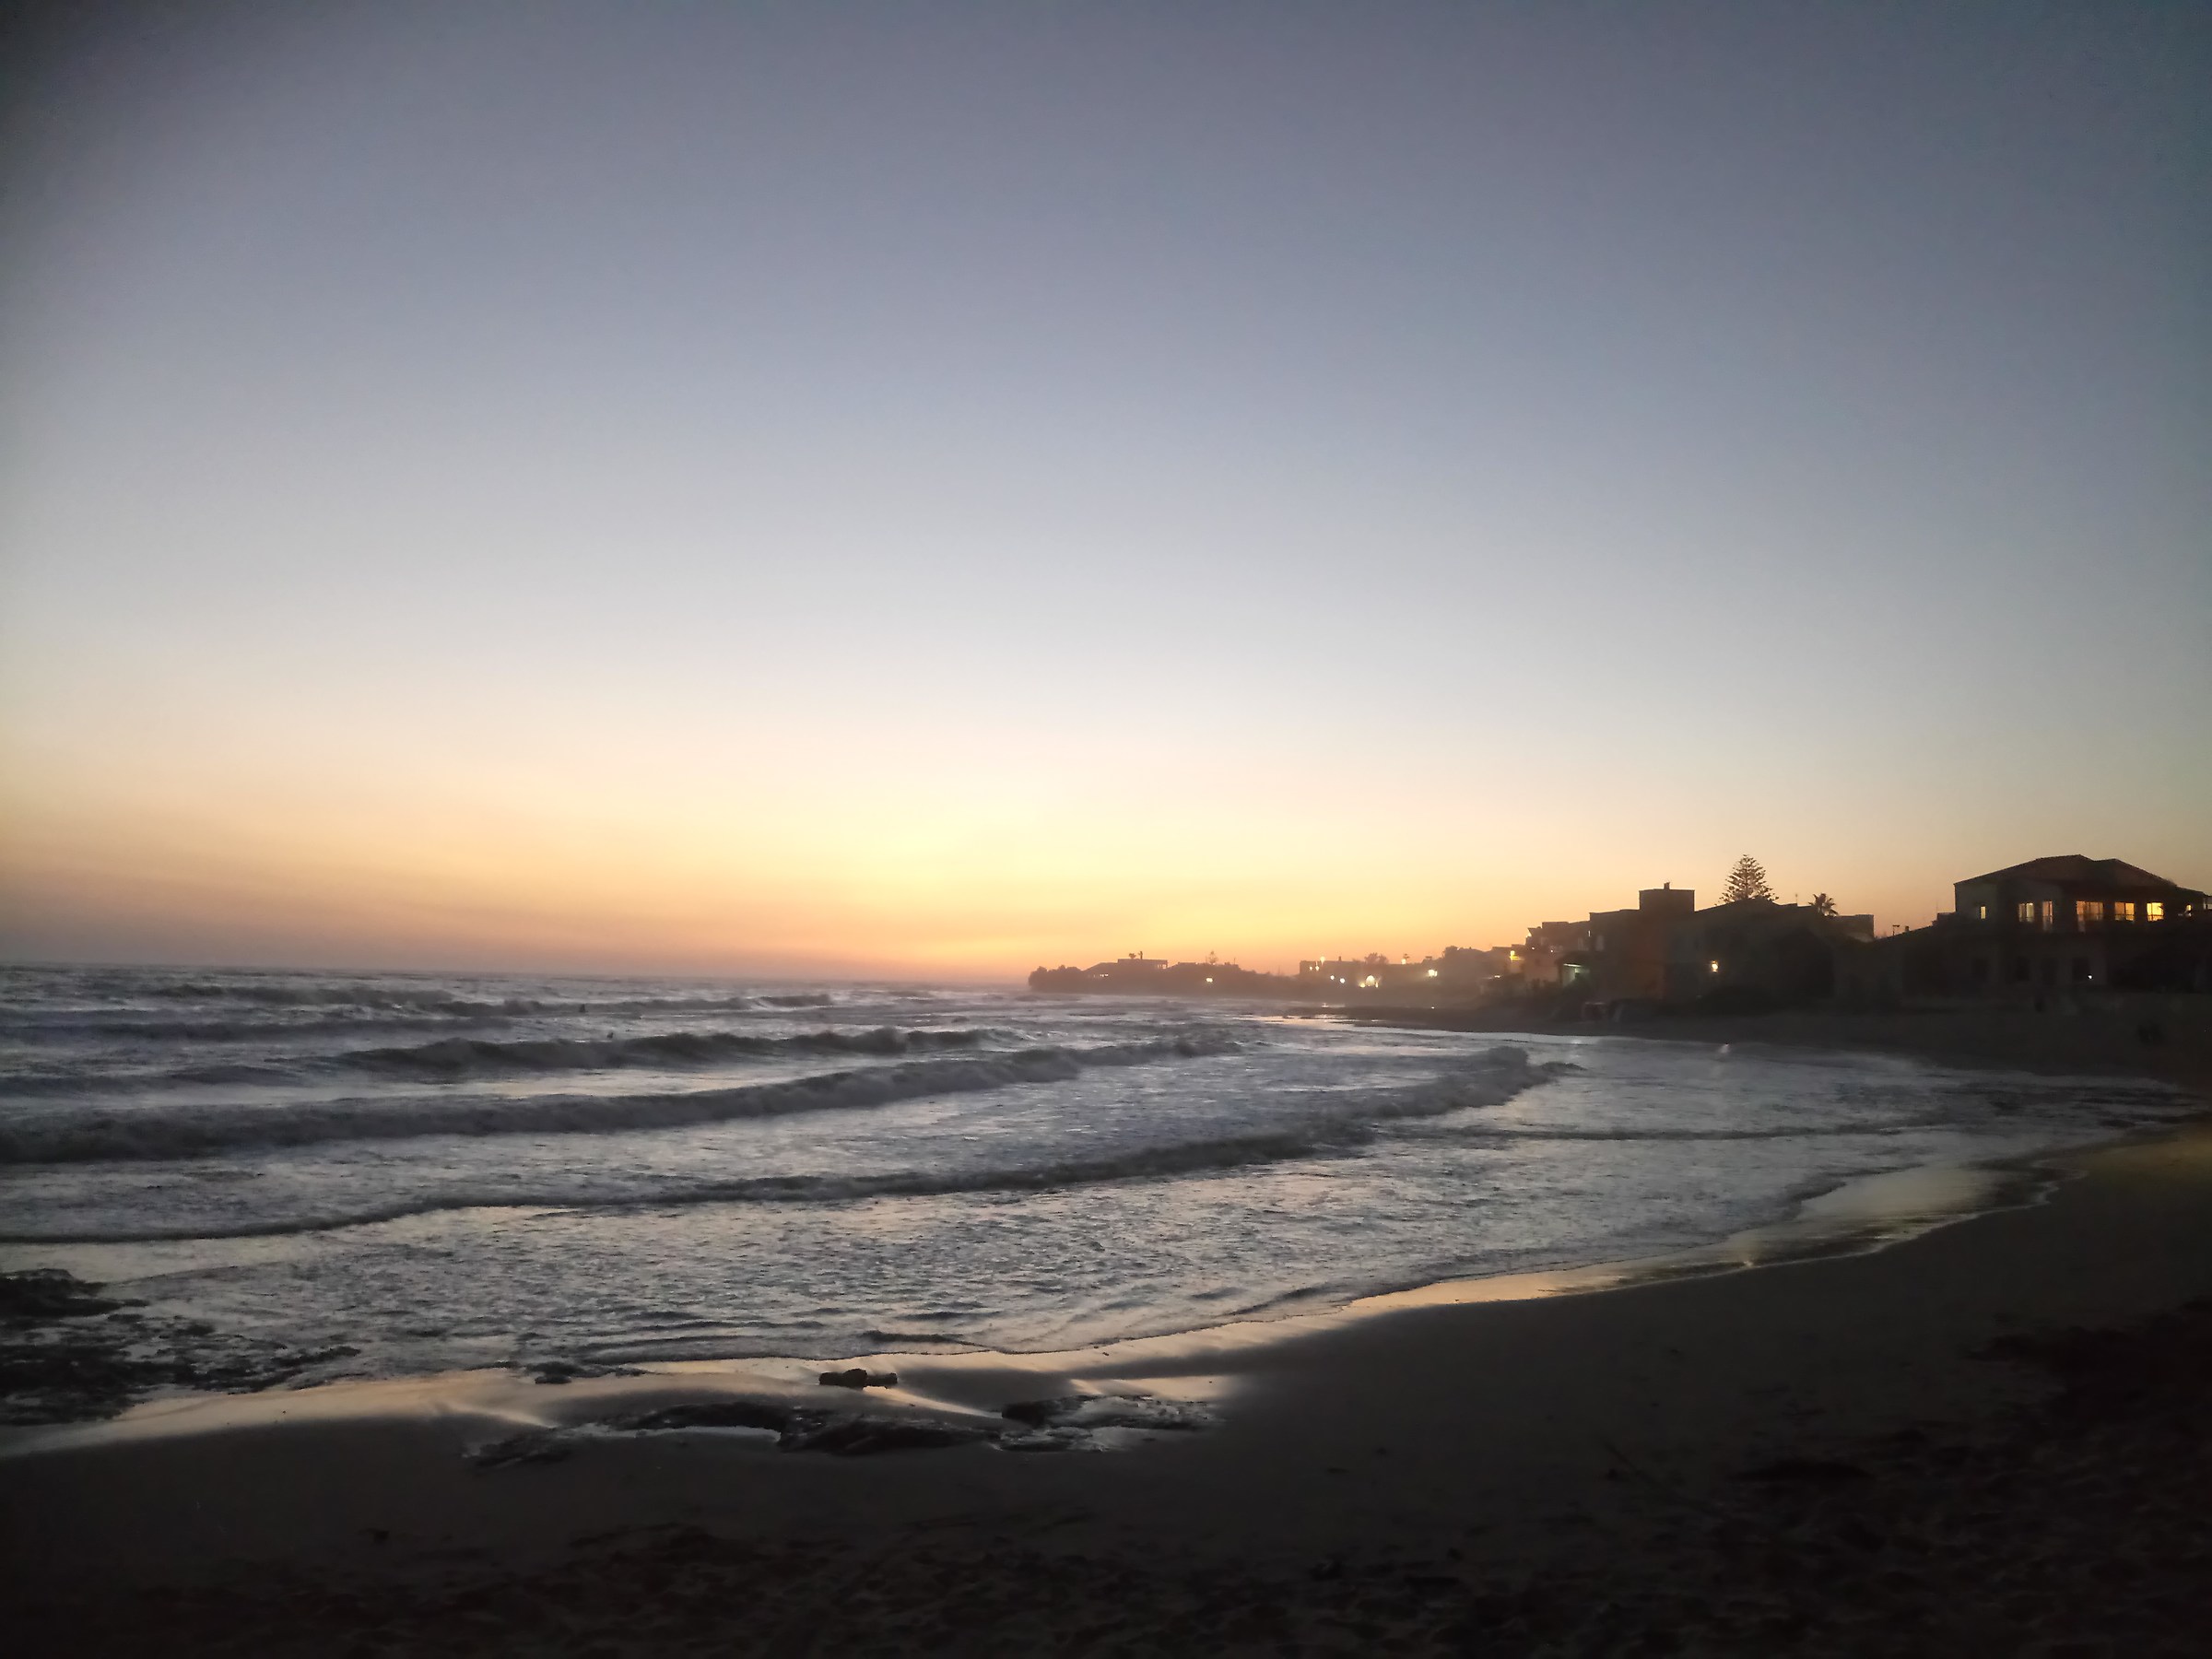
[1808,892,1839,919]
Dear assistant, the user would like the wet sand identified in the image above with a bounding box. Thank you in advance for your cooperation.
[7,1102,2212,1653]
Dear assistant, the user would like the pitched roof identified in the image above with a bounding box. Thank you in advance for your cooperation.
[1960,854,2184,889]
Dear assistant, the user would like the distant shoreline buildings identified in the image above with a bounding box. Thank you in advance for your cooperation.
[1027,854,2209,1008]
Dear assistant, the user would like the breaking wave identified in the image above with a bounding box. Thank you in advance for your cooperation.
[0,1010,517,1044]
[140,981,547,1016]
[56,978,845,1019]
[0,1026,1003,1096]
[0,1050,1559,1241]
[321,1025,993,1081]
[0,1037,1245,1165]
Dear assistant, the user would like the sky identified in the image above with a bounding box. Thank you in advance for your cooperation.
[3,1,2207,979]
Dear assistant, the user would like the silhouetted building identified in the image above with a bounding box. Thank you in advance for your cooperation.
[1583,884,1695,1001]
[1298,954,1448,992]
[1834,855,2209,1003]
[1517,920,1593,988]
[1437,945,1514,988]
[1665,898,1871,1007]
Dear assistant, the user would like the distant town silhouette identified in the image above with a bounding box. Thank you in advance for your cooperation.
[1033,853,2209,1016]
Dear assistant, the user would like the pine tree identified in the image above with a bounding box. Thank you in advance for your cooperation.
[1721,854,1775,905]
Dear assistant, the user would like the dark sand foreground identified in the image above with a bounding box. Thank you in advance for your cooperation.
[6,1101,2212,1653]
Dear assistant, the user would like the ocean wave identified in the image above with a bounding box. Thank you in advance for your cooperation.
[0,1048,1558,1241]
[1418,1123,1930,1144]
[321,1025,993,1082]
[0,1009,518,1045]
[142,981,547,1016]
[0,1037,1245,1165]
[124,980,844,1018]
[0,1026,1003,1096]
[552,992,832,1014]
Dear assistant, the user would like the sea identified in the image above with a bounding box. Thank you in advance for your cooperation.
[0,964,2191,1388]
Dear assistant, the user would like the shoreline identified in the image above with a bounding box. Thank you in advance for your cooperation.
[0,1143,2070,1465]
[1321,994,2212,1094]
[6,1033,2210,1651]
[6,1035,2179,1459]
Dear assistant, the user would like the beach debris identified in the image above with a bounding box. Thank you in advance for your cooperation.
[488,1385,1222,1463]
[998,1391,1218,1450]
[504,1397,995,1459]
[818,1367,899,1389]
[618,1400,793,1434]
[523,1358,641,1385]
[783,1416,992,1455]
[998,1396,1074,1427]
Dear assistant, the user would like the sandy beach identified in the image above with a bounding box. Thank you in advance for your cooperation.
[7,1057,2211,1654]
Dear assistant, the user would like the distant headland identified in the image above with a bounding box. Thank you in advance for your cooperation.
[1027,947,1507,1000]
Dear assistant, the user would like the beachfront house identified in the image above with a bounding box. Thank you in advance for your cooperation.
[1583,885,1696,1003]
[1835,855,2209,1003]
[1514,920,1593,988]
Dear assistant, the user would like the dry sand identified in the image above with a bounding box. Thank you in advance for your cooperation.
[6,1055,2211,1653]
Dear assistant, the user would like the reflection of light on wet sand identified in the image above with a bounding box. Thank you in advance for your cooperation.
[1351,1161,2045,1314]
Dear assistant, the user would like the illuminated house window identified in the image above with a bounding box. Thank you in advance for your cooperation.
[2076,900,2104,929]
[2112,901,2136,923]
[2146,901,2164,922]
[1976,904,1988,920]
[2040,900,2055,932]
[2016,902,2036,924]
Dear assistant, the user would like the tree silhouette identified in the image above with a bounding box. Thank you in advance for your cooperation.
[1808,892,1839,919]
[1721,855,1775,905]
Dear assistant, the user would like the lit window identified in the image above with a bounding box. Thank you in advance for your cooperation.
[2039,901,2055,932]
[2147,900,2164,922]
[2017,902,2036,924]
[2112,902,2136,924]
[1976,904,1988,920]
[2077,900,2104,929]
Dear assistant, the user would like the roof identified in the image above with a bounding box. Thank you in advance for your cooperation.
[1959,855,2186,890]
